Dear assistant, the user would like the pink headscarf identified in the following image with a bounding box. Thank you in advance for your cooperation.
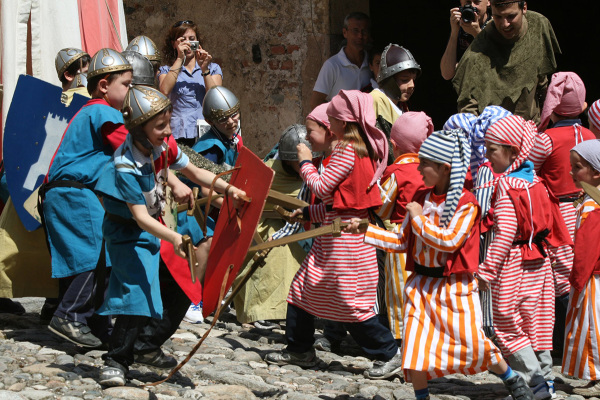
[478,115,537,189]
[589,99,600,132]
[327,90,388,187]
[538,72,586,131]
[306,102,331,129]
[390,111,433,155]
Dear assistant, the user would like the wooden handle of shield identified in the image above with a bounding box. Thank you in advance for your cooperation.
[188,187,199,216]
[273,205,305,223]
[182,235,198,283]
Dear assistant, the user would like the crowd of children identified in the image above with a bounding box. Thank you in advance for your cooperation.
[1,19,600,400]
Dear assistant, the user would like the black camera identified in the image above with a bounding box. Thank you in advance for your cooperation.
[459,4,478,23]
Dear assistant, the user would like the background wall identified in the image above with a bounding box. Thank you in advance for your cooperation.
[124,0,365,157]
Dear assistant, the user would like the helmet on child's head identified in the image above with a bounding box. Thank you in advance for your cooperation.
[121,50,155,87]
[202,86,240,122]
[122,85,171,132]
[279,124,317,161]
[87,48,132,80]
[68,73,88,90]
[377,44,421,84]
[126,35,161,63]
[55,48,89,78]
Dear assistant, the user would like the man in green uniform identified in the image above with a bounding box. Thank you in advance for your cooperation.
[452,0,560,124]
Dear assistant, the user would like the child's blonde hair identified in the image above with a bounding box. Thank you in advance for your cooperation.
[340,122,376,161]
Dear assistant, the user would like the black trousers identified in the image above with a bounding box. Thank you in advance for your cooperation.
[286,303,398,361]
[104,260,191,369]
[54,269,112,342]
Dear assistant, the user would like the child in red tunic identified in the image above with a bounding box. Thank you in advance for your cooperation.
[478,115,572,399]
[530,72,596,355]
[265,90,402,380]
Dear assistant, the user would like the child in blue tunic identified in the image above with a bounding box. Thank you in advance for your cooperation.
[96,85,246,387]
[41,48,133,348]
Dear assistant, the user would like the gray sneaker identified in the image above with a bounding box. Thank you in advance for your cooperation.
[99,366,126,387]
[48,316,102,348]
[265,349,318,368]
[364,353,403,380]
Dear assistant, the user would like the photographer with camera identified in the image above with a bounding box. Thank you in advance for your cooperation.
[440,0,490,80]
[159,20,222,147]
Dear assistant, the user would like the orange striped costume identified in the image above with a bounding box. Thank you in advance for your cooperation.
[562,196,600,379]
[376,154,423,339]
[365,190,503,380]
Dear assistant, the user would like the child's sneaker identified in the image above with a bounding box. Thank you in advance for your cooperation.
[531,382,552,400]
[545,380,556,399]
[99,365,126,387]
[183,303,204,324]
[503,374,534,400]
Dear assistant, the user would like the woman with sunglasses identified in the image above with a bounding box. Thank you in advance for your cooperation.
[159,20,223,147]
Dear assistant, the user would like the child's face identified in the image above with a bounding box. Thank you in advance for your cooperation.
[570,151,600,189]
[369,54,381,80]
[417,158,449,188]
[305,119,332,152]
[485,141,517,174]
[393,70,417,103]
[144,110,172,147]
[211,112,240,140]
[327,116,346,140]
[105,71,132,110]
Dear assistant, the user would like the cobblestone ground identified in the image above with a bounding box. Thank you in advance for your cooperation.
[0,298,595,400]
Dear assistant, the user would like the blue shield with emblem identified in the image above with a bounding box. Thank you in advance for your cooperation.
[3,75,88,231]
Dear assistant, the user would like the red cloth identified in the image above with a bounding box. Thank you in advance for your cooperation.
[537,125,595,198]
[570,209,600,292]
[507,181,573,261]
[78,0,124,55]
[406,189,481,276]
[332,153,382,211]
[381,161,426,224]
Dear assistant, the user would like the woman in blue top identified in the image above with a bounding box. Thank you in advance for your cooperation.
[96,85,245,386]
[158,20,223,147]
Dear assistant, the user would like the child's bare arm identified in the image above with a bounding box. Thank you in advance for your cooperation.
[128,203,186,258]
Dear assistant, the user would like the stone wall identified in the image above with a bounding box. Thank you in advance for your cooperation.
[124,0,351,157]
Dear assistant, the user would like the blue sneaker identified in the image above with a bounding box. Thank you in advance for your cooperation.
[531,382,552,400]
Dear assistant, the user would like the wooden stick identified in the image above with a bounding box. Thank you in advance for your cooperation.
[247,218,369,253]
[267,189,309,209]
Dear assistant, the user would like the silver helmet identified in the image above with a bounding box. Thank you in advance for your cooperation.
[55,48,89,78]
[126,35,161,63]
[87,48,132,80]
[377,44,421,84]
[68,73,88,90]
[121,85,171,131]
[122,50,155,87]
[202,86,240,122]
[278,124,313,161]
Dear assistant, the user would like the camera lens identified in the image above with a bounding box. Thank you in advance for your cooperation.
[460,5,477,23]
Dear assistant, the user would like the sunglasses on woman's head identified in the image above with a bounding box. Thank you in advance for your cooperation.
[173,20,194,27]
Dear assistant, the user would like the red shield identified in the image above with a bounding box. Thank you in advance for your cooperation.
[202,147,274,317]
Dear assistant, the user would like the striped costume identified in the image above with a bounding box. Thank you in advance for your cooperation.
[529,123,594,296]
[287,143,380,322]
[562,196,600,379]
[478,176,556,356]
[366,190,503,380]
[376,154,424,339]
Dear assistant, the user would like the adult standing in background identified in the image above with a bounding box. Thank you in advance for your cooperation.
[309,12,371,111]
[452,0,560,124]
[440,0,490,80]
[159,20,223,147]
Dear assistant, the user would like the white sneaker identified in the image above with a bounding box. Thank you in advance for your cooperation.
[183,303,204,324]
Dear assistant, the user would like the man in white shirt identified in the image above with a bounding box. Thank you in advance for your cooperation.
[309,12,371,111]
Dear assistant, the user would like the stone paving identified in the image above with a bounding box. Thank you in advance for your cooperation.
[0,298,596,400]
